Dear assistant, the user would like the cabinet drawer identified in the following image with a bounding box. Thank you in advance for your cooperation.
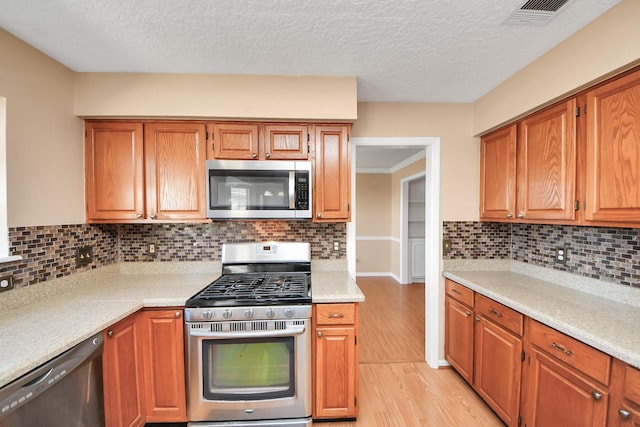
[475,294,523,336]
[315,303,356,325]
[445,279,474,307]
[528,319,611,386]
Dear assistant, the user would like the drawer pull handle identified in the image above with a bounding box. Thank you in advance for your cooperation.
[328,313,345,318]
[619,409,630,419]
[465,311,472,317]
[551,342,573,356]
[450,289,461,295]
[591,391,603,401]
[488,308,503,318]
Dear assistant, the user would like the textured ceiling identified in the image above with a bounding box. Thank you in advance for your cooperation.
[0,0,623,103]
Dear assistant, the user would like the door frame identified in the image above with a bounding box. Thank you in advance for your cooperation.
[349,137,441,368]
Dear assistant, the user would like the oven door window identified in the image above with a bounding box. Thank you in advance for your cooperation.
[202,337,295,400]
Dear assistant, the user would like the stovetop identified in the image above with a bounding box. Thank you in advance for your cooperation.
[185,242,313,309]
[185,271,311,308]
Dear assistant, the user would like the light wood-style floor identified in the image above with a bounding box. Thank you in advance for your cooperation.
[316,277,504,427]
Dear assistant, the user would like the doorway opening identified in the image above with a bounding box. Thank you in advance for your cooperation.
[348,137,441,368]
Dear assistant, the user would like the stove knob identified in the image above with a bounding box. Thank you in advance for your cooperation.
[201,310,213,320]
[243,309,254,320]
[284,308,295,318]
[222,309,233,319]
[265,308,276,319]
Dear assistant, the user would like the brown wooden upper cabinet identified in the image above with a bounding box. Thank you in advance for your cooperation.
[480,99,578,223]
[85,121,207,222]
[314,125,351,222]
[208,123,309,160]
[585,70,640,223]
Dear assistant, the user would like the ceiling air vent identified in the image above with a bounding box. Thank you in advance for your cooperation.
[504,0,574,26]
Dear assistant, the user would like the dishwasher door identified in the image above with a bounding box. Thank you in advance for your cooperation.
[0,333,105,427]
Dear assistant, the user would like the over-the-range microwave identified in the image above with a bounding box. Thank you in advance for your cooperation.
[206,160,312,219]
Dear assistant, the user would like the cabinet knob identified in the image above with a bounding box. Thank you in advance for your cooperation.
[265,152,271,158]
[317,331,323,338]
[149,214,156,220]
[506,213,513,218]
[175,311,181,318]
[317,213,322,219]
[517,212,524,219]
[136,214,143,219]
[252,152,257,158]
[474,316,480,322]
[619,409,631,419]
[465,311,472,317]
[591,391,603,401]
[107,330,113,337]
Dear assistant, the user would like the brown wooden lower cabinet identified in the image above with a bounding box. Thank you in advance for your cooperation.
[474,313,522,426]
[312,303,359,420]
[103,308,187,427]
[443,279,640,427]
[608,359,640,426]
[138,309,187,422]
[103,313,146,427]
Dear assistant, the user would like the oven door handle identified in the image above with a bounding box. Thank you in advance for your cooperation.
[190,325,306,339]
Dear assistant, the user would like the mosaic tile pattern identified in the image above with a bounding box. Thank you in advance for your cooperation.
[442,221,511,260]
[442,221,640,288]
[2,224,118,289]
[117,221,347,262]
[511,224,640,288]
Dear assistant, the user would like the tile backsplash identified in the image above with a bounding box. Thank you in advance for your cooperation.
[3,220,637,292]
[1,221,346,290]
[443,221,640,288]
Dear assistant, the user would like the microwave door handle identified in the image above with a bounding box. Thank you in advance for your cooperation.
[190,325,306,339]
[289,171,296,209]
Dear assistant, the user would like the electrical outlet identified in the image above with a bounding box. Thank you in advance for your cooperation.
[76,246,93,267]
[555,247,568,264]
[0,275,14,293]
[443,239,452,254]
[147,242,157,255]
[333,241,340,252]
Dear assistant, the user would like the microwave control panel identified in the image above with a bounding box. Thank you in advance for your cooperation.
[295,172,310,210]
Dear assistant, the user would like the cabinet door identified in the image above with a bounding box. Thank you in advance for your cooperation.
[517,99,577,221]
[523,347,608,427]
[314,326,357,419]
[103,314,145,427]
[479,124,517,220]
[314,125,351,221]
[474,316,522,427]
[144,122,207,220]
[586,70,640,222]
[445,296,474,383]
[139,309,187,422]
[210,123,260,159]
[609,359,640,426]
[85,122,144,221]
[264,125,309,160]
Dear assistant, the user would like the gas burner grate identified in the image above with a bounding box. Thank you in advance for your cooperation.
[195,272,310,302]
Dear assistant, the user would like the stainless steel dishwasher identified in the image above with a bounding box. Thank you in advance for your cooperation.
[0,333,105,427]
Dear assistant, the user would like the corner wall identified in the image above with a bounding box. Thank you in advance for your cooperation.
[0,29,84,227]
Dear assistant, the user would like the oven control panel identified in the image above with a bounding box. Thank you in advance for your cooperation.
[185,305,312,322]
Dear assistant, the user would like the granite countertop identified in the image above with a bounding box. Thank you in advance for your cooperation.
[0,260,363,388]
[443,260,640,370]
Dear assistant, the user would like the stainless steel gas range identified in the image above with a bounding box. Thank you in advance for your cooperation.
[184,242,313,427]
